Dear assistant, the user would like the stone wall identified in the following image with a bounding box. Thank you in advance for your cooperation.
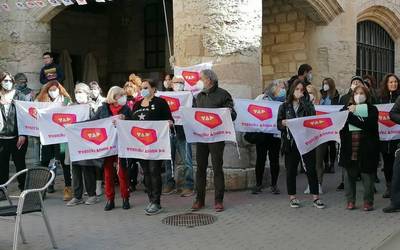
[262,0,313,89]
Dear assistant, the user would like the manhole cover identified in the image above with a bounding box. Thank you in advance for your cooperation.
[162,213,217,227]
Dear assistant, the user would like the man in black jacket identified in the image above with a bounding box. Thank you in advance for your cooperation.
[383,96,400,212]
[191,69,236,213]
[40,52,64,85]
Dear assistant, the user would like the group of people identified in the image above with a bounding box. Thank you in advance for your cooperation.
[1,52,400,216]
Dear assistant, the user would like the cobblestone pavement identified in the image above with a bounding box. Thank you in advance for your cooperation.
[1,169,400,250]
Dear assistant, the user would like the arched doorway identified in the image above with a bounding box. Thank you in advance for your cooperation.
[50,0,173,92]
[356,20,395,87]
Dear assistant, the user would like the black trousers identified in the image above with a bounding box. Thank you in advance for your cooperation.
[41,144,71,187]
[391,151,400,208]
[382,152,394,184]
[285,146,319,195]
[324,141,337,166]
[72,165,96,199]
[196,142,225,203]
[0,138,28,190]
[141,160,162,205]
[255,137,280,187]
[128,159,140,188]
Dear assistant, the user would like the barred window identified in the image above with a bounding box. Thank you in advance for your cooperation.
[357,21,395,87]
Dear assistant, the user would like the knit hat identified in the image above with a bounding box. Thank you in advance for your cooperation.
[350,76,365,85]
[14,73,27,84]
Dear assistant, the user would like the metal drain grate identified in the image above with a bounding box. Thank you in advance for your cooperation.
[162,213,217,227]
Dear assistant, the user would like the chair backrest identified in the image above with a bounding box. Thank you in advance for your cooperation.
[22,168,52,212]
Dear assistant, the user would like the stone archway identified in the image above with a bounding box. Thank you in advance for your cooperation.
[288,0,344,25]
[30,5,66,23]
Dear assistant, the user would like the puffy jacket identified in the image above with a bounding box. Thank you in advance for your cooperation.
[194,83,237,121]
[0,90,27,137]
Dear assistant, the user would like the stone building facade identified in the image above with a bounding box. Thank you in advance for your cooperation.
[1,0,400,190]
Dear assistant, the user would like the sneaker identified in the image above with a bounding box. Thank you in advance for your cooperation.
[47,184,55,194]
[336,182,344,191]
[363,202,374,211]
[66,198,84,206]
[145,203,163,215]
[85,196,98,205]
[251,185,262,195]
[191,201,205,211]
[290,198,300,208]
[180,189,194,197]
[63,187,73,201]
[318,184,323,195]
[271,186,280,195]
[214,202,224,212]
[383,205,400,213]
[144,202,153,211]
[122,199,131,210]
[313,199,325,209]
[346,202,356,210]
[304,185,310,194]
[104,200,115,211]
[162,186,176,195]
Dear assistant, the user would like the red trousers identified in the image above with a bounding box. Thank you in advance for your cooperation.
[103,156,129,200]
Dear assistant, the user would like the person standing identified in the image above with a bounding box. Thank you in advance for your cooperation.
[14,73,34,101]
[191,69,237,213]
[130,79,174,215]
[92,86,131,211]
[0,72,28,192]
[339,85,379,211]
[287,64,313,89]
[378,74,400,198]
[277,79,325,209]
[162,76,194,197]
[40,52,64,85]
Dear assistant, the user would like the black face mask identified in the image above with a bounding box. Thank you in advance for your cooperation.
[14,83,27,91]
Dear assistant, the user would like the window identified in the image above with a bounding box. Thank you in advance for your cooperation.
[357,21,395,87]
[144,2,166,69]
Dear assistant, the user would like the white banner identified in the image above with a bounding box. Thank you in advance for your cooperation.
[38,104,90,145]
[155,91,193,125]
[234,99,280,134]
[174,62,212,94]
[314,105,343,115]
[117,120,171,160]
[15,101,62,137]
[47,0,61,6]
[286,111,349,155]
[181,107,237,143]
[376,104,400,141]
[65,117,117,162]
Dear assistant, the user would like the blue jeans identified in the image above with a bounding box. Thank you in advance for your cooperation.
[164,135,194,189]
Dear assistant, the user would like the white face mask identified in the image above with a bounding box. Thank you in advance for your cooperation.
[163,80,170,89]
[75,93,88,104]
[173,83,184,92]
[1,76,13,91]
[117,95,127,106]
[323,84,330,92]
[48,88,60,99]
[354,94,366,104]
[294,90,304,100]
[197,80,204,90]
[91,89,100,99]
[307,73,313,82]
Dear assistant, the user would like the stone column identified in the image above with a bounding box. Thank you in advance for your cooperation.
[0,10,51,90]
[173,0,263,190]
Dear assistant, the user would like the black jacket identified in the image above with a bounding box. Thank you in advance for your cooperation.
[131,96,173,122]
[379,91,400,154]
[0,90,27,137]
[339,90,352,107]
[339,104,379,173]
[277,99,315,153]
[40,63,64,85]
[92,102,132,120]
[194,83,237,121]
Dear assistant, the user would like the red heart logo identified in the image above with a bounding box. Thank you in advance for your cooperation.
[160,95,181,112]
[303,118,333,130]
[379,111,396,127]
[81,128,108,145]
[28,107,38,120]
[316,111,328,116]
[195,111,222,129]
[247,104,272,121]
[52,113,77,127]
[131,127,158,146]
[182,71,200,86]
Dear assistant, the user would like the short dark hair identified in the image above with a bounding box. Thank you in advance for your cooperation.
[142,79,157,89]
[298,64,312,76]
[43,52,53,58]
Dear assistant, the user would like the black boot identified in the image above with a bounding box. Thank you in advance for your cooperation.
[383,183,391,198]
[383,204,400,213]
[122,199,131,210]
[104,200,115,211]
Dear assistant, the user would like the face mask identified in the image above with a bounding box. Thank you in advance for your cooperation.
[307,73,313,82]
[294,90,303,100]
[2,80,13,91]
[163,81,170,89]
[15,83,26,91]
[309,94,315,102]
[141,89,150,98]
[173,83,184,92]
[197,80,204,90]
[117,95,127,106]
[277,88,286,98]
[323,84,330,92]
[75,93,88,104]
[354,94,366,104]
[48,89,60,99]
[91,89,100,99]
